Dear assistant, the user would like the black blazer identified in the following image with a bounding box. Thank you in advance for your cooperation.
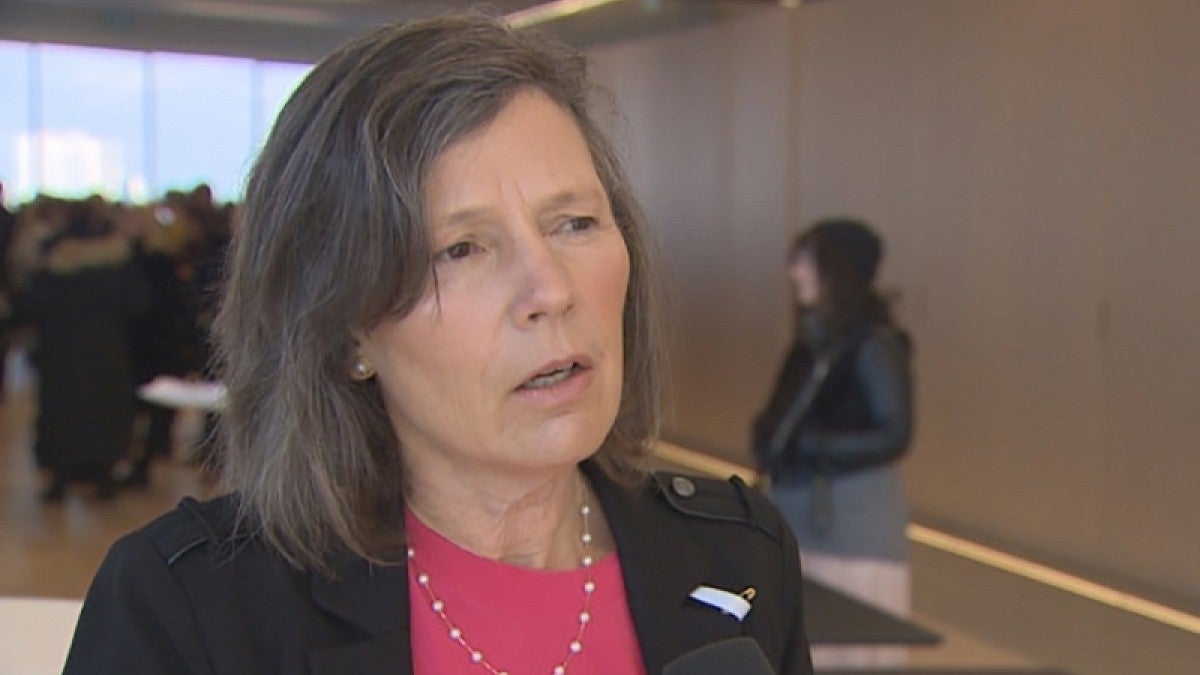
[65,461,813,674]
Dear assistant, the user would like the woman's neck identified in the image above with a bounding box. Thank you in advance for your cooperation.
[404,464,607,571]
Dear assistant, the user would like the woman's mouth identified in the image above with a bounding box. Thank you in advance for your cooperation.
[519,362,584,390]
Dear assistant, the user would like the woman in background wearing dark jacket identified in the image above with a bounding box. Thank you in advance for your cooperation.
[24,202,151,500]
[753,218,914,668]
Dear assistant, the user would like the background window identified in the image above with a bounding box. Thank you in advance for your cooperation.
[0,41,312,206]
[0,42,33,205]
[254,60,311,149]
[151,52,254,201]
[37,44,147,202]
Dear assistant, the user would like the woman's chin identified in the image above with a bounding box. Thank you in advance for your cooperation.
[506,419,614,471]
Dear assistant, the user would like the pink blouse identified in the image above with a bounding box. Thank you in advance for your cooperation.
[406,509,646,674]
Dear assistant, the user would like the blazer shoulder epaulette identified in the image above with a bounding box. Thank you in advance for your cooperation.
[136,493,244,567]
[649,470,785,543]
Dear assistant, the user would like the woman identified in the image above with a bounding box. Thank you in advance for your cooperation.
[752,219,914,666]
[22,200,151,500]
[65,15,812,675]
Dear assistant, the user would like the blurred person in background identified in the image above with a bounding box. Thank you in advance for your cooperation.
[753,217,914,667]
[22,197,151,500]
[118,200,207,487]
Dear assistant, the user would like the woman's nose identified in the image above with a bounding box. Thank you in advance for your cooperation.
[510,236,574,325]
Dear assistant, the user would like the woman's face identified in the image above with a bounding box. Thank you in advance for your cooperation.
[357,89,630,481]
[789,247,821,307]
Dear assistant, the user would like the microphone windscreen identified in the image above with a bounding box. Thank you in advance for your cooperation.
[661,637,776,675]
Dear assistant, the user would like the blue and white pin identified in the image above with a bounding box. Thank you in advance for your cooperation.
[689,585,756,621]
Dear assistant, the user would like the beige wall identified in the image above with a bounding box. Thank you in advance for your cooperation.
[590,0,1200,611]
[591,8,802,454]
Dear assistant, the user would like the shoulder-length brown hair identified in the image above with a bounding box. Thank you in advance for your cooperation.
[213,14,661,574]
[788,217,890,340]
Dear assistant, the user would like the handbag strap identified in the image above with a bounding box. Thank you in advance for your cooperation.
[765,342,847,462]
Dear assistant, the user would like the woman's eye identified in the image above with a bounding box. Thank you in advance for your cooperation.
[562,216,597,233]
[436,241,478,262]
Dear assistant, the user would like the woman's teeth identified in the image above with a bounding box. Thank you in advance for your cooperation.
[522,365,576,390]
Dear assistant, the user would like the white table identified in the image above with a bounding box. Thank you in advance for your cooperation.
[0,596,82,674]
[137,375,227,411]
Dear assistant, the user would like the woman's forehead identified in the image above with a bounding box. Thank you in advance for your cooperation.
[423,90,604,226]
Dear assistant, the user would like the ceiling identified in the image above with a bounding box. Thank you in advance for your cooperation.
[0,0,766,61]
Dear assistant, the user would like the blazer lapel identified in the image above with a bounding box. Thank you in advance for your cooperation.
[586,463,747,674]
[307,556,413,675]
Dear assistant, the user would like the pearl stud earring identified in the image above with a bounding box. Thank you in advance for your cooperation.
[351,357,375,380]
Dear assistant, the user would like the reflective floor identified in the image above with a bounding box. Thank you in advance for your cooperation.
[0,379,211,599]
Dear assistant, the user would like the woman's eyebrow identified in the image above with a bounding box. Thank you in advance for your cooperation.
[431,206,491,232]
[535,187,606,213]
[432,186,608,230]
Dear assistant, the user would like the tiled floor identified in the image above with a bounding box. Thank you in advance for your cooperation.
[1,368,1038,671]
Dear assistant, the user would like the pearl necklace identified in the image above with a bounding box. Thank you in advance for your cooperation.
[407,501,596,675]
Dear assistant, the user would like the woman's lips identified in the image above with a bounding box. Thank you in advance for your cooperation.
[517,355,593,390]
[514,355,595,403]
[519,362,582,390]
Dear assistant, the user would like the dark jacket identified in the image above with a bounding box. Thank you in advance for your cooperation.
[23,235,151,472]
[65,461,814,674]
[129,244,202,384]
[752,322,913,483]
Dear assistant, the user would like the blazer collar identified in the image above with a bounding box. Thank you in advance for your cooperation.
[308,554,412,674]
[585,461,746,674]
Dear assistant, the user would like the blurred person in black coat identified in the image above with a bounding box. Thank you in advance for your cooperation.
[118,202,207,487]
[24,200,151,500]
[753,218,914,668]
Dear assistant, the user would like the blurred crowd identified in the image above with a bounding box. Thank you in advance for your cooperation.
[0,182,233,501]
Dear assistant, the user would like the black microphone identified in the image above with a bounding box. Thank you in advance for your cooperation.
[662,637,776,674]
